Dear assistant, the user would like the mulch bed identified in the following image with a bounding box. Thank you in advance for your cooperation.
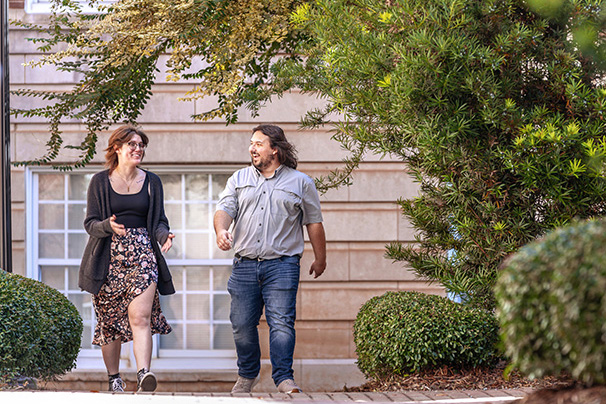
[345,364,575,392]
[520,386,606,404]
[346,364,606,403]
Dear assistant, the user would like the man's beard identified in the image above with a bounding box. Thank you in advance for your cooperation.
[252,154,276,171]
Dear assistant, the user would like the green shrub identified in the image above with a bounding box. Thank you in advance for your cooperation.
[0,272,42,382]
[0,270,82,383]
[496,219,606,386]
[353,291,500,377]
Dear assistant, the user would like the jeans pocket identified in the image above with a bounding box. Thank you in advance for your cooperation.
[279,255,300,267]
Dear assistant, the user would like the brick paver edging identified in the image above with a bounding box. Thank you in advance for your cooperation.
[0,389,534,404]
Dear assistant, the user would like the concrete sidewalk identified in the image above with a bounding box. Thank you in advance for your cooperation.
[0,389,531,404]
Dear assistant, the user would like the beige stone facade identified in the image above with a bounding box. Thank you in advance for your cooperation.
[7,7,443,392]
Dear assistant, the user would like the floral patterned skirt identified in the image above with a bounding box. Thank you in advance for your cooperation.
[92,227,171,346]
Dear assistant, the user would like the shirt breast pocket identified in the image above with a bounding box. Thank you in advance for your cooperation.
[272,188,302,217]
[235,184,257,210]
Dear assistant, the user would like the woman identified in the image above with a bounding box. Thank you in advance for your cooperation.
[78,125,175,392]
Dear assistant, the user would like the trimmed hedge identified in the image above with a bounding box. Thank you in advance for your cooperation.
[0,270,82,383]
[496,219,606,386]
[353,291,500,377]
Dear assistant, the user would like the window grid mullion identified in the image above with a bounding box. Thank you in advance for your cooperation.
[64,266,69,294]
[181,174,187,260]
[182,259,188,350]
[64,174,69,260]
[209,174,214,260]
[209,267,215,349]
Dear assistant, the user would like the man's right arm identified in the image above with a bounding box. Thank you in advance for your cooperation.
[214,210,234,251]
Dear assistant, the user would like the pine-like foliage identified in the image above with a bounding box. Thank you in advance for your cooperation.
[274,0,606,309]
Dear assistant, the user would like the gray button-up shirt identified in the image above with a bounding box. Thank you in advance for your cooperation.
[216,165,323,259]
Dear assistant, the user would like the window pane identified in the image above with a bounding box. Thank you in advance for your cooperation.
[39,233,64,258]
[214,324,235,349]
[186,294,210,320]
[213,267,231,290]
[185,174,209,200]
[68,174,93,200]
[213,295,230,320]
[81,325,92,349]
[39,204,64,229]
[68,233,87,259]
[186,324,210,350]
[68,293,93,322]
[184,233,209,259]
[165,203,182,230]
[185,204,209,230]
[159,324,183,349]
[159,294,183,321]
[40,266,65,290]
[68,266,80,290]
[169,267,184,290]
[159,174,181,201]
[68,204,86,229]
[186,267,210,290]
[211,174,230,200]
[39,174,64,200]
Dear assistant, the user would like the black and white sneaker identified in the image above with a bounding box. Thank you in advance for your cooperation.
[136,368,157,392]
[108,374,125,393]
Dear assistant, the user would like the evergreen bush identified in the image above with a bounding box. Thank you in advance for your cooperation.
[0,270,82,383]
[496,219,606,386]
[277,0,606,311]
[353,291,500,377]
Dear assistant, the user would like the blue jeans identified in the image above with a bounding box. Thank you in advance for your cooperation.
[227,255,300,386]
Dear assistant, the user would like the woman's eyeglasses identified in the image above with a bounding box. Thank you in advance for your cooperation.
[126,141,147,151]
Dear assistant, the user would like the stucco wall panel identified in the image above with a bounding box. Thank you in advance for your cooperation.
[301,243,350,282]
[9,54,25,84]
[11,243,26,277]
[348,246,418,281]
[24,55,83,83]
[298,284,400,321]
[10,169,24,201]
[321,203,415,242]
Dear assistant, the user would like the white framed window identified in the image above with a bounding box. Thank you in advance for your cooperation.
[26,166,238,369]
[25,0,115,14]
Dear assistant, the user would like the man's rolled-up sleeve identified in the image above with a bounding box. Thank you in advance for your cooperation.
[301,178,323,225]
[216,175,238,219]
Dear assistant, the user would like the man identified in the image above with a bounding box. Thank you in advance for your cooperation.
[214,124,327,394]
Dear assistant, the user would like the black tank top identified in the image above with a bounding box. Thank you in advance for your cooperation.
[109,174,149,228]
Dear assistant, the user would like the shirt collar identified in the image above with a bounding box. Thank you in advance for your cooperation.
[252,164,284,179]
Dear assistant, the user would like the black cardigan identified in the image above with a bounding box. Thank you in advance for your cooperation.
[78,169,175,295]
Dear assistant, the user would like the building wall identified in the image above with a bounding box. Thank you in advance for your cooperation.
[7,7,443,392]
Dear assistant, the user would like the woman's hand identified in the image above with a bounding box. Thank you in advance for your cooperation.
[161,233,175,253]
[109,215,126,236]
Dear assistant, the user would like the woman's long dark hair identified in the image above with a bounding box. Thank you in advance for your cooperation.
[252,124,298,169]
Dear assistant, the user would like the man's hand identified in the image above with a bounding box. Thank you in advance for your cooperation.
[214,210,234,251]
[109,215,126,236]
[309,259,326,279]
[161,233,175,253]
[306,222,327,279]
[216,229,233,251]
